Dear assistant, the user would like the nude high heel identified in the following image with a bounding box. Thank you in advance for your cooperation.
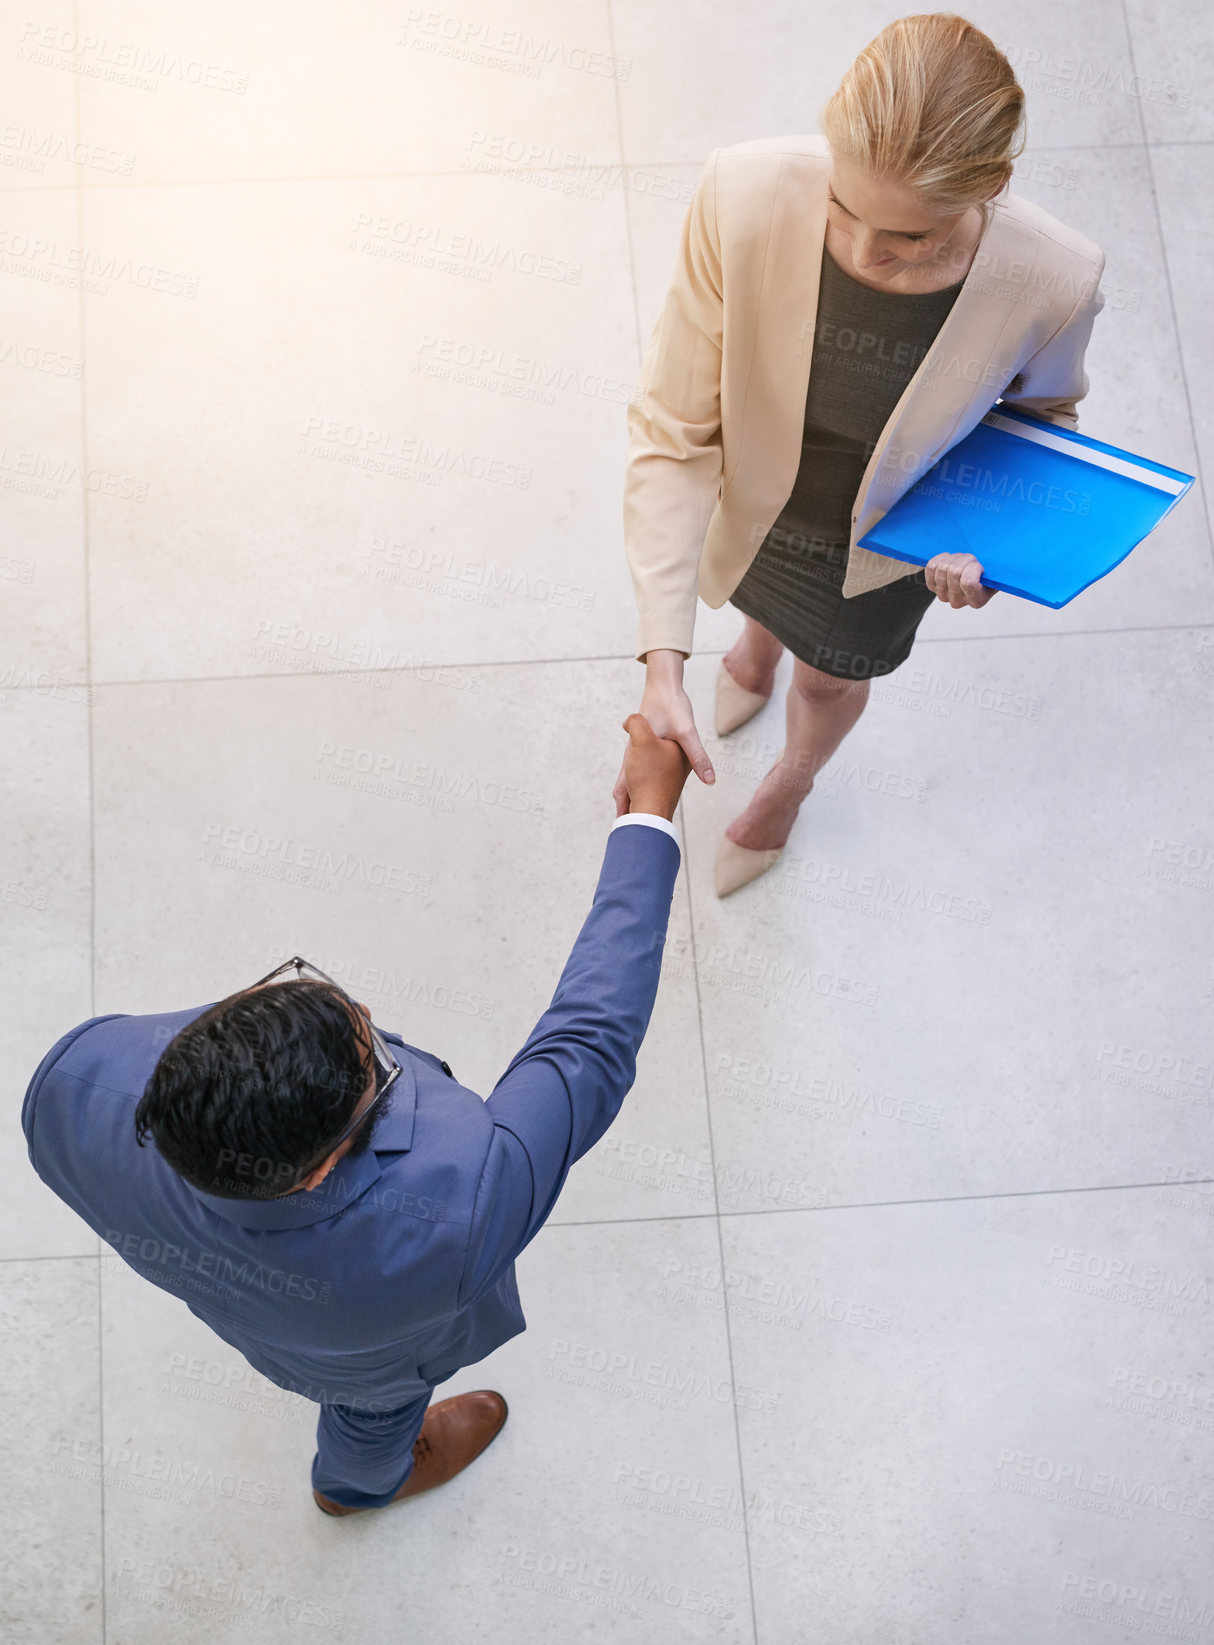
[714,745,794,897]
[714,836,784,898]
[715,661,771,736]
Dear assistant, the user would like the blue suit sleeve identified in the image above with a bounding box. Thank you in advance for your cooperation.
[459,823,680,1303]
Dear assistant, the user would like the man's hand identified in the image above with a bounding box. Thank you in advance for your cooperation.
[620,713,692,822]
[924,552,998,609]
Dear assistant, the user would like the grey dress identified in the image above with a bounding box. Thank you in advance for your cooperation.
[729,242,966,679]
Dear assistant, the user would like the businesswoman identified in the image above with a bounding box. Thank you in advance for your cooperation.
[615,12,1105,895]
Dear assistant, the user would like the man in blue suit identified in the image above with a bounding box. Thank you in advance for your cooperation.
[22,716,689,1516]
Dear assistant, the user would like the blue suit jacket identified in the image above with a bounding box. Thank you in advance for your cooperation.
[22,823,680,1412]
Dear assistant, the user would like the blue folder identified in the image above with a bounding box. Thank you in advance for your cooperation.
[857,405,1195,608]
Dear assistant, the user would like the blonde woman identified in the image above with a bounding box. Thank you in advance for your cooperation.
[615,13,1105,896]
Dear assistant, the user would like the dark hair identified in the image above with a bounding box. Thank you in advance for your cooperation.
[135,980,375,1199]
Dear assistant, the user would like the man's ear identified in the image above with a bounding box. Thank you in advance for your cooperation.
[299,1153,338,1192]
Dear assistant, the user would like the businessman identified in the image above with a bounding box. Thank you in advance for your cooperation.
[23,715,690,1516]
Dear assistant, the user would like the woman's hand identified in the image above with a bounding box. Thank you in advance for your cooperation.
[924,552,998,609]
[613,650,715,817]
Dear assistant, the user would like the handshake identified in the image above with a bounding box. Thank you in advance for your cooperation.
[619,714,693,823]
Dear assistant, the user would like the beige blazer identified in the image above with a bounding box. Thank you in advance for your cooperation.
[623,135,1106,660]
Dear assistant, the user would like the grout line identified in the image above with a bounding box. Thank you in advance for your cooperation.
[69,9,105,1636]
[605,0,645,367]
[1,141,1195,201]
[545,1176,1214,1229]
[6,1173,1212,1261]
[11,138,1207,205]
[677,807,759,1645]
[3,615,1212,699]
[1117,0,1214,576]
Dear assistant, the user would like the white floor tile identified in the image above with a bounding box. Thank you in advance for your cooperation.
[79,175,639,681]
[70,0,621,185]
[722,1191,1214,1643]
[0,1259,103,1645]
[1150,143,1214,554]
[0,189,89,686]
[683,626,1214,1208]
[1125,0,1214,142]
[0,689,97,1259]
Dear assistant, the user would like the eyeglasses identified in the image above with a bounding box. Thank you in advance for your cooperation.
[248,955,402,1190]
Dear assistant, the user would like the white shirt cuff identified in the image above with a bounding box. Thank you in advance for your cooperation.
[611,813,681,848]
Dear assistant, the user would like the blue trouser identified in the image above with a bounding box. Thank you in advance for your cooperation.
[311,1391,433,1509]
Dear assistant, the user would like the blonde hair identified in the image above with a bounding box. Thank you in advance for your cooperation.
[822,14,1025,218]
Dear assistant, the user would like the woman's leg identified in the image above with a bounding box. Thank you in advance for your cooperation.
[725,659,870,851]
[722,615,785,695]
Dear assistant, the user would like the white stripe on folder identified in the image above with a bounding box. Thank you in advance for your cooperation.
[982,411,1187,495]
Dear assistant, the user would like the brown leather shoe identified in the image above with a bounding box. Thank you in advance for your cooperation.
[312,1390,508,1516]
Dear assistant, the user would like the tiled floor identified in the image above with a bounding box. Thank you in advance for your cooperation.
[3,3,1212,1641]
